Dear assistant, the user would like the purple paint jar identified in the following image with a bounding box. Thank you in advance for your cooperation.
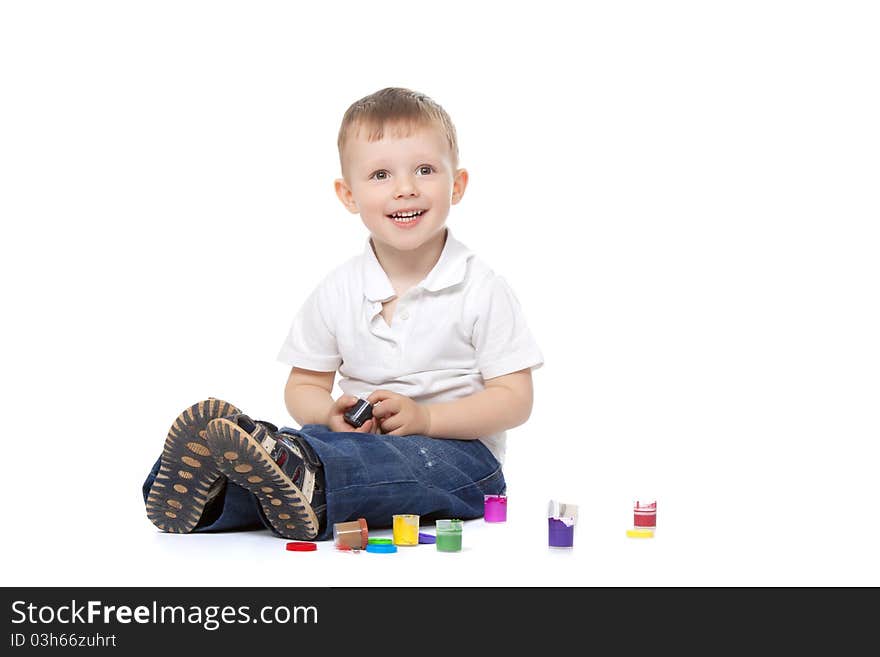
[548,500,578,548]
[548,518,575,547]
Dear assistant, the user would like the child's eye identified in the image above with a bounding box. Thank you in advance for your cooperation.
[371,170,389,181]
[416,165,434,175]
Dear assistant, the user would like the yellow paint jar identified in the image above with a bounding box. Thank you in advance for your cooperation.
[392,514,420,546]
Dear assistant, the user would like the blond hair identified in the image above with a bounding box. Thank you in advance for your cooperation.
[337,87,459,174]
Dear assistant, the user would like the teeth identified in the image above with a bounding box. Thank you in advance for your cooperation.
[390,210,424,221]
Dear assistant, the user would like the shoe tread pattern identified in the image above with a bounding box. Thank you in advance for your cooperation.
[207,418,319,540]
[145,398,240,533]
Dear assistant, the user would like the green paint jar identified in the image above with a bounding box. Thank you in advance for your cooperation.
[435,519,463,552]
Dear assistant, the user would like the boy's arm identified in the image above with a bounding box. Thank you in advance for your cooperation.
[284,367,376,432]
[426,368,534,439]
[369,368,534,439]
[284,367,336,426]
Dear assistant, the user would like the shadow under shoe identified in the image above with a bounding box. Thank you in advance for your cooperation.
[145,398,241,533]
[205,415,325,540]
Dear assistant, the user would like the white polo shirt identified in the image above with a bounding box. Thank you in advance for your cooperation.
[276,229,543,463]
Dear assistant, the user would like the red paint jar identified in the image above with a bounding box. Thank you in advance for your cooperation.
[633,500,657,530]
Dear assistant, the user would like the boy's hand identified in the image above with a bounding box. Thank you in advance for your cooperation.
[367,390,431,437]
[327,395,375,433]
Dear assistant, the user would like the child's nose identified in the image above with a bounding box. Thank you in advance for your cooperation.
[393,175,419,198]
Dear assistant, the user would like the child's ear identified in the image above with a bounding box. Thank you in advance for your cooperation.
[334,178,359,214]
[451,168,469,205]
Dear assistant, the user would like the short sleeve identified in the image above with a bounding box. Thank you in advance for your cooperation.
[276,279,342,372]
[472,276,544,380]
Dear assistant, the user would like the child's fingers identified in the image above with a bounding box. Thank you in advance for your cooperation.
[355,419,374,433]
[371,398,399,419]
[367,389,395,405]
[380,410,408,432]
[334,395,359,411]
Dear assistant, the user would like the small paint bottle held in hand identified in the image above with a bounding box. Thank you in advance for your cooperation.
[343,398,373,428]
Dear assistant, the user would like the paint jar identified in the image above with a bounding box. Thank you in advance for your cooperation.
[548,500,578,548]
[484,494,508,522]
[343,398,373,428]
[633,500,657,531]
[435,519,463,552]
[392,514,420,546]
[333,518,369,551]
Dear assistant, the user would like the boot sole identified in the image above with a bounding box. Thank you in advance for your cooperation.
[206,418,320,540]
[145,398,240,533]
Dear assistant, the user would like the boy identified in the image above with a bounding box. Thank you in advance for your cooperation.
[143,88,543,541]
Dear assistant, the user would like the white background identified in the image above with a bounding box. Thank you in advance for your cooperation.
[1,1,877,587]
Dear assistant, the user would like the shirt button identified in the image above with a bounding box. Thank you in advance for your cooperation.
[400,311,409,320]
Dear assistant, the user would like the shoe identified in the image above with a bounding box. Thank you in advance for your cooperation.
[145,398,240,533]
[205,414,325,540]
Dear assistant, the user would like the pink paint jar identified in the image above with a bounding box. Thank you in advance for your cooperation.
[484,495,507,522]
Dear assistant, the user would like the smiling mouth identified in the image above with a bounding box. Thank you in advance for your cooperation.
[386,209,427,224]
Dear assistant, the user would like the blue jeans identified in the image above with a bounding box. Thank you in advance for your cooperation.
[142,424,506,541]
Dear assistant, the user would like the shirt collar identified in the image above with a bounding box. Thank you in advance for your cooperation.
[362,229,473,302]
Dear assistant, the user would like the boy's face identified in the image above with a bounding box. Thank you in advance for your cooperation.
[335,122,468,254]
